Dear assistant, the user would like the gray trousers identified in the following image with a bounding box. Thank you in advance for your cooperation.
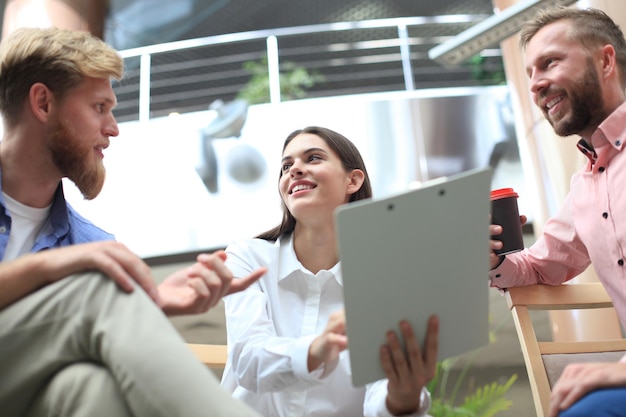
[0,272,260,417]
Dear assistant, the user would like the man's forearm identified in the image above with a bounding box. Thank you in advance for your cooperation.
[0,253,52,309]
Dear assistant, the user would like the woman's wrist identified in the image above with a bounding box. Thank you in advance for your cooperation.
[386,387,431,416]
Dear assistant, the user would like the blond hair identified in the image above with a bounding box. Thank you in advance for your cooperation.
[0,27,124,127]
[520,7,626,88]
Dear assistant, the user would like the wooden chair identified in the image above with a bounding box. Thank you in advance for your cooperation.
[505,283,626,417]
[187,343,228,369]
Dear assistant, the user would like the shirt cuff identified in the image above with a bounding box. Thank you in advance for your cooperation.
[379,387,432,417]
[290,334,338,381]
[488,256,517,289]
[414,388,432,416]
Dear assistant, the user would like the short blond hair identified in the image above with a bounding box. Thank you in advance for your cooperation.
[520,7,626,89]
[0,27,124,127]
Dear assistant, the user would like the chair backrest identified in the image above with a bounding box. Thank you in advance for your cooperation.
[505,283,626,417]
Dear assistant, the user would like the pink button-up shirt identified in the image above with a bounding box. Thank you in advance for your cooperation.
[490,101,626,325]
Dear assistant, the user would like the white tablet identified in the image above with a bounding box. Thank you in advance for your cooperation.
[335,167,492,387]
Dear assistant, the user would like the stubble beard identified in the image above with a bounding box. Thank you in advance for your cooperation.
[545,58,605,137]
[48,118,106,200]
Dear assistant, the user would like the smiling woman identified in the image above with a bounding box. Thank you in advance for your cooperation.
[219,126,441,417]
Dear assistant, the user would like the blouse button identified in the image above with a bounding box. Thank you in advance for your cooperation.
[602,212,609,219]
[616,140,622,146]
[0,225,6,234]
[619,259,625,266]
[599,166,606,173]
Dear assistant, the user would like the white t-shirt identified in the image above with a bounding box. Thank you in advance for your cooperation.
[221,233,431,417]
[3,192,50,261]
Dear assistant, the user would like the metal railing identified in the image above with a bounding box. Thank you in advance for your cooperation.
[114,14,503,123]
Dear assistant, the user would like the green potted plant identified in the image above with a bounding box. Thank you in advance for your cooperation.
[237,56,324,104]
[427,316,518,417]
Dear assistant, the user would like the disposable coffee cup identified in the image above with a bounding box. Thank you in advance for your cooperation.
[490,188,524,256]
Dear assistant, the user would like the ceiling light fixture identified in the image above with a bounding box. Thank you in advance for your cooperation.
[428,0,578,68]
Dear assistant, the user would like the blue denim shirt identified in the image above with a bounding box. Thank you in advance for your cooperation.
[0,170,114,259]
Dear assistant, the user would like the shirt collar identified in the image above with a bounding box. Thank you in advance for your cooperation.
[277,233,342,285]
[277,234,300,281]
[576,138,598,165]
[593,101,626,150]
[48,182,70,238]
[576,101,626,166]
[0,167,68,238]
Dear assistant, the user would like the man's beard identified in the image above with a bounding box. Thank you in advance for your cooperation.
[48,118,106,200]
[545,57,605,137]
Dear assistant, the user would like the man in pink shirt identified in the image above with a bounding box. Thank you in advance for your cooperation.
[488,6,626,417]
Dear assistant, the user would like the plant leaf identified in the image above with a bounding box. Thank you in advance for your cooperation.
[459,374,518,417]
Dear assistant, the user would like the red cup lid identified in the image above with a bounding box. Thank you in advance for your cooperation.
[490,188,518,200]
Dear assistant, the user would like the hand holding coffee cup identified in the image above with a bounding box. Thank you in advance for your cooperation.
[490,188,524,256]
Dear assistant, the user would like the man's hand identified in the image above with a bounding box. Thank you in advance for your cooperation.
[158,250,266,316]
[490,214,527,269]
[549,361,626,417]
[44,241,160,302]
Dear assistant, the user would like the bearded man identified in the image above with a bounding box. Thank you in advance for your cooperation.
[0,27,264,417]
[488,7,626,417]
